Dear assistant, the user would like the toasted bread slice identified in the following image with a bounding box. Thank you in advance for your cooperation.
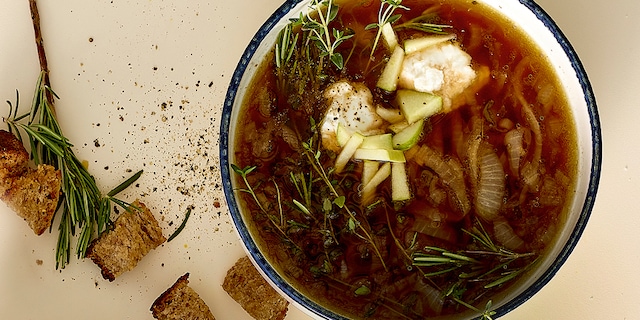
[0,164,61,235]
[86,199,165,281]
[0,129,61,235]
[151,273,216,320]
[223,256,289,320]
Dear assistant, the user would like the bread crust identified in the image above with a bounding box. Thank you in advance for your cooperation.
[87,199,165,281]
[150,273,216,320]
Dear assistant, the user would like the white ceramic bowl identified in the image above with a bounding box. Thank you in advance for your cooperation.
[220,0,601,318]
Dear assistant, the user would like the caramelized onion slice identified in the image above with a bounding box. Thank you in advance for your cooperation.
[414,145,470,216]
[493,218,525,250]
[475,145,505,222]
[408,201,458,243]
[504,126,530,177]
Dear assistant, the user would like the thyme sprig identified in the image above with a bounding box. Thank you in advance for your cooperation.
[365,0,409,60]
[301,118,387,271]
[232,164,295,238]
[294,0,354,69]
[232,118,388,271]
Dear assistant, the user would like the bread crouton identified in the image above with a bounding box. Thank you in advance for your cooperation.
[1,129,61,235]
[0,130,29,179]
[223,256,289,320]
[86,199,165,281]
[151,273,216,320]
[0,164,61,235]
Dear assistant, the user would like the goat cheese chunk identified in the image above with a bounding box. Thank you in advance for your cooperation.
[321,81,384,152]
[399,42,476,112]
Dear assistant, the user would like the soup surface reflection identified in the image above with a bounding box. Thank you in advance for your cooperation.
[233,0,577,318]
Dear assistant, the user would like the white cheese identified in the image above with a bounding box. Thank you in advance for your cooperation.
[321,81,384,152]
[399,42,476,112]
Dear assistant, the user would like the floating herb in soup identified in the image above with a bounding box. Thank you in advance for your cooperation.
[232,0,578,318]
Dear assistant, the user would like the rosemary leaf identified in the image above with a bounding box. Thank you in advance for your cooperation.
[107,170,143,197]
[423,266,460,277]
[293,198,312,216]
[167,207,192,242]
[483,270,520,289]
[442,251,479,263]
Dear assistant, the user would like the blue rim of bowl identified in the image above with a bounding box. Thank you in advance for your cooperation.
[220,0,602,319]
[491,0,602,317]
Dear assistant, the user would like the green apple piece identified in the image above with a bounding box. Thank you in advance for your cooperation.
[381,22,398,50]
[403,34,456,55]
[392,119,424,150]
[336,122,352,147]
[361,133,394,150]
[335,132,364,173]
[376,106,405,124]
[391,162,411,201]
[362,160,379,186]
[353,148,406,163]
[395,89,443,124]
[377,46,405,92]
[361,162,391,205]
[388,120,410,134]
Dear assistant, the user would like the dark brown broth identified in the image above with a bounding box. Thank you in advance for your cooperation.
[233,0,577,318]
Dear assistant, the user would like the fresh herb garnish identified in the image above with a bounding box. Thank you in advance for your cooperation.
[411,219,538,315]
[5,73,143,268]
[2,0,143,269]
[232,118,388,272]
[293,0,354,70]
[167,206,192,242]
[275,23,298,70]
[231,164,295,247]
[394,9,452,34]
[300,120,387,271]
[365,0,409,60]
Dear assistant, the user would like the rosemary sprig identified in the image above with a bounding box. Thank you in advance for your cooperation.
[364,0,409,60]
[275,23,298,70]
[394,10,452,34]
[3,0,143,269]
[4,75,143,268]
[411,219,538,315]
[294,0,354,69]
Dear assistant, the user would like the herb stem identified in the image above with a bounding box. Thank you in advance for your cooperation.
[28,0,55,111]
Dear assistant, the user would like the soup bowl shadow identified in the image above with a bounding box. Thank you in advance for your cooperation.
[220,0,601,318]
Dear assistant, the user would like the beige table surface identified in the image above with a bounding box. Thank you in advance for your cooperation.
[0,0,637,319]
